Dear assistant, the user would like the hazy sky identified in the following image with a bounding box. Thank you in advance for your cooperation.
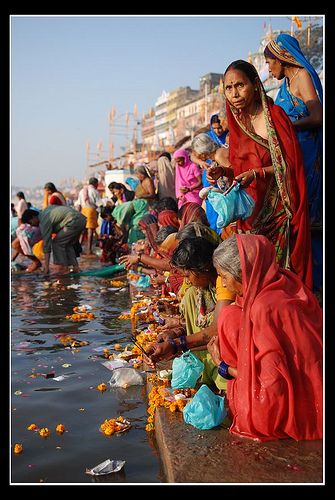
[10,14,316,188]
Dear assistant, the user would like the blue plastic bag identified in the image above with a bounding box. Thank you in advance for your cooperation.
[171,351,204,389]
[183,384,227,430]
[207,180,255,228]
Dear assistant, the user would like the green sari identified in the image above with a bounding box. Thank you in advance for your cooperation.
[180,283,227,391]
[112,199,149,245]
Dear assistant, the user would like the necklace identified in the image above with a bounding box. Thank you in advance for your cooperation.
[289,68,300,85]
[249,103,260,122]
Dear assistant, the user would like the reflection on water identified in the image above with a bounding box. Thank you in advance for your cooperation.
[11,263,163,484]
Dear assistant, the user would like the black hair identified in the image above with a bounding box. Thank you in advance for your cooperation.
[100,206,114,218]
[16,191,25,199]
[156,197,178,213]
[155,225,177,245]
[159,152,172,161]
[210,114,221,125]
[108,181,124,191]
[44,182,57,192]
[27,202,32,209]
[21,209,39,224]
[171,236,216,273]
[224,59,259,85]
[175,222,217,243]
[89,177,99,186]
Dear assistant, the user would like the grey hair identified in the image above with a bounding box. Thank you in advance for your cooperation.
[212,234,242,283]
[191,133,219,156]
[134,164,151,177]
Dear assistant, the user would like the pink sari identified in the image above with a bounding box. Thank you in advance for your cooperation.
[173,148,202,208]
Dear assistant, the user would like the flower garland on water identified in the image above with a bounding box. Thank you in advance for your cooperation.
[100,416,131,436]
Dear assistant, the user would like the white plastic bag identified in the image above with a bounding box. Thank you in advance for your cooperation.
[108,367,145,388]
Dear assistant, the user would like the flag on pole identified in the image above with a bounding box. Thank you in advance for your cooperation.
[292,16,302,29]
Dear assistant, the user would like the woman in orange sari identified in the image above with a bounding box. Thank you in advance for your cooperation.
[207,234,322,441]
[196,60,313,289]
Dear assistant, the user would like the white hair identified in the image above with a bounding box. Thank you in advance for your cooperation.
[191,133,219,156]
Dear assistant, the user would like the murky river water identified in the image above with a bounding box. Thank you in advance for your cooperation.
[10,258,164,484]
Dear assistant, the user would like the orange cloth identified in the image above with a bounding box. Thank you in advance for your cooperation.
[32,240,44,260]
[81,207,98,229]
[216,276,235,301]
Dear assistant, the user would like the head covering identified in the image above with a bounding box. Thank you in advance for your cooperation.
[138,213,159,250]
[217,233,322,441]
[157,209,179,229]
[265,34,323,104]
[179,202,209,230]
[207,113,228,146]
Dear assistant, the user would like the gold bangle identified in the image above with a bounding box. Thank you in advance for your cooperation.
[252,169,257,180]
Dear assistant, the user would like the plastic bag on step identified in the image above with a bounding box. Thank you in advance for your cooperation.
[108,367,145,388]
[183,384,226,429]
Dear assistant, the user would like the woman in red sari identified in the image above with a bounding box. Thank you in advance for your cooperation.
[207,233,322,441]
[194,60,313,289]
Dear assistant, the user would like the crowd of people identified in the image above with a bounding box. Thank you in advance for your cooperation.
[11,36,323,442]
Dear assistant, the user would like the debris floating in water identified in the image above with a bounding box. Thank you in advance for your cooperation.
[85,458,126,476]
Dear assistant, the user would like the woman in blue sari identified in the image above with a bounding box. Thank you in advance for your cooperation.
[192,114,229,234]
[264,33,323,298]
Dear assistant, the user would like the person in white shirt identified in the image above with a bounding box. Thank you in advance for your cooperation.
[77,177,101,255]
[15,191,28,225]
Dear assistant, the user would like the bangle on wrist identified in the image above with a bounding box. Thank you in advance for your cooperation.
[252,169,257,180]
[167,338,178,355]
[178,335,188,353]
[262,167,266,179]
[218,360,234,380]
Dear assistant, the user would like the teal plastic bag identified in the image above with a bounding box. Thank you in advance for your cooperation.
[207,180,255,228]
[183,384,226,430]
[171,351,204,389]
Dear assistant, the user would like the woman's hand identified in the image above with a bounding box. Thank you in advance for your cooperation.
[207,335,222,366]
[118,254,139,270]
[150,274,166,287]
[234,170,256,188]
[207,165,224,182]
[144,341,178,366]
[157,315,181,331]
[156,330,180,343]
[179,186,189,193]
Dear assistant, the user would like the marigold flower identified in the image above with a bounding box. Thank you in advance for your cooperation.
[114,344,122,350]
[56,424,65,434]
[14,443,23,454]
[97,383,107,392]
[27,423,38,431]
[39,427,50,438]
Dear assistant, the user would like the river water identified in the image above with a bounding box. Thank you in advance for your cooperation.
[10,258,163,484]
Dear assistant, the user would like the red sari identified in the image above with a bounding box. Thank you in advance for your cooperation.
[227,91,313,289]
[218,234,322,441]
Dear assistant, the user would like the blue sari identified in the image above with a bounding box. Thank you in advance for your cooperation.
[274,34,323,293]
[204,115,228,234]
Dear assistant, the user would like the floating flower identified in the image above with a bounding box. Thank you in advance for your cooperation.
[27,423,38,431]
[114,344,122,351]
[39,427,50,438]
[14,443,23,454]
[97,383,107,393]
[56,424,65,434]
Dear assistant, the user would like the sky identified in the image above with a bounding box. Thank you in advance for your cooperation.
[10,14,321,188]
